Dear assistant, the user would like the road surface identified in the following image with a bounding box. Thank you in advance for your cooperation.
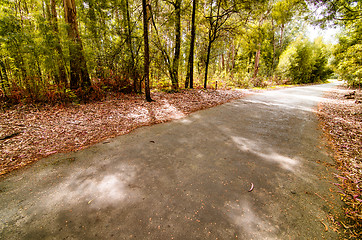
[0,82,344,239]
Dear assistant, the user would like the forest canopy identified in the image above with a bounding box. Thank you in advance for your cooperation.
[0,0,357,104]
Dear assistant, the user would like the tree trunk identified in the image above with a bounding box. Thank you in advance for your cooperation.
[171,0,181,91]
[14,51,27,82]
[34,53,43,82]
[203,1,223,89]
[122,0,138,93]
[185,0,197,89]
[231,43,236,71]
[142,0,152,102]
[271,18,276,75]
[0,61,4,95]
[253,44,261,79]
[50,0,67,86]
[0,57,9,90]
[279,23,285,50]
[63,0,90,90]
[204,37,212,89]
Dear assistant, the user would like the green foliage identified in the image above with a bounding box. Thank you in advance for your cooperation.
[309,0,362,88]
[0,0,338,105]
[277,37,332,84]
[309,0,362,26]
[332,23,362,87]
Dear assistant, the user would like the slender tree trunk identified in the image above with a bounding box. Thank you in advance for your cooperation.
[279,23,285,50]
[171,0,181,91]
[14,50,27,82]
[253,44,261,79]
[126,0,138,93]
[13,2,27,82]
[204,4,214,90]
[271,18,276,75]
[142,0,152,102]
[122,0,138,93]
[253,16,265,79]
[231,43,236,71]
[185,0,197,89]
[203,2,222,89]
[0,64,4,95]
[34,53,42,81]
[63,0,90,90]
[0,59,9,97]
[49,0,68,86]
[204,36,212,89]
[230,42,236,79]
[0,58,9,88]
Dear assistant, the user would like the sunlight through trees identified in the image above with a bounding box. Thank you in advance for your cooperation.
[0,0,357,103]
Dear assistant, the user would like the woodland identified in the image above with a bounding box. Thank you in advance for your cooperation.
[0,0,360,104]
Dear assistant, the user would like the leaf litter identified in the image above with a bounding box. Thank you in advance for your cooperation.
[0,89,248,177]
[318,85,362,239]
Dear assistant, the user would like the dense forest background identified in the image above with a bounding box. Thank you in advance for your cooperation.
[0,0,360,104]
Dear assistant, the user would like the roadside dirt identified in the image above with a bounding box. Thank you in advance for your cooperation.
[0,89,248,176]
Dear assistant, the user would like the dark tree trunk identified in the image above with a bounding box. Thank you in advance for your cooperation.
[171,0,181,91]
[185,0,197,89]
[204,36,212,89]
[63,0,90,90]
[142,0,152,102]
[203,1,223,89]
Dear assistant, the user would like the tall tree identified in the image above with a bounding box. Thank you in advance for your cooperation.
[49,0,67,85]
[149,0,182,91]
[203,0,234,89]
[0,55,9,95]
[121,0,139,93]
[185,0,197,89]
[252,9,271,79]
[142,0,152,101]
[63,0,90,90]
[171,0,181,91]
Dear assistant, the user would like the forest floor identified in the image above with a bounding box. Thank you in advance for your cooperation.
[318,85,362,238]
[0,89,249,176]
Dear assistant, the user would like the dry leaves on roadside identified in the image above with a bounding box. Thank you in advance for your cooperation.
[318,86,362,239]
[0,89,247,176]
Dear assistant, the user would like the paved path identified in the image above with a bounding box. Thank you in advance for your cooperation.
[0,82,343,239]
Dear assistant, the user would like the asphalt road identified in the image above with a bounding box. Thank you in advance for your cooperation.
[0,82,344,239]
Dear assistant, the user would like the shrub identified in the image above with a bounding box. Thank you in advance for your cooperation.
[277,37,332,84]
